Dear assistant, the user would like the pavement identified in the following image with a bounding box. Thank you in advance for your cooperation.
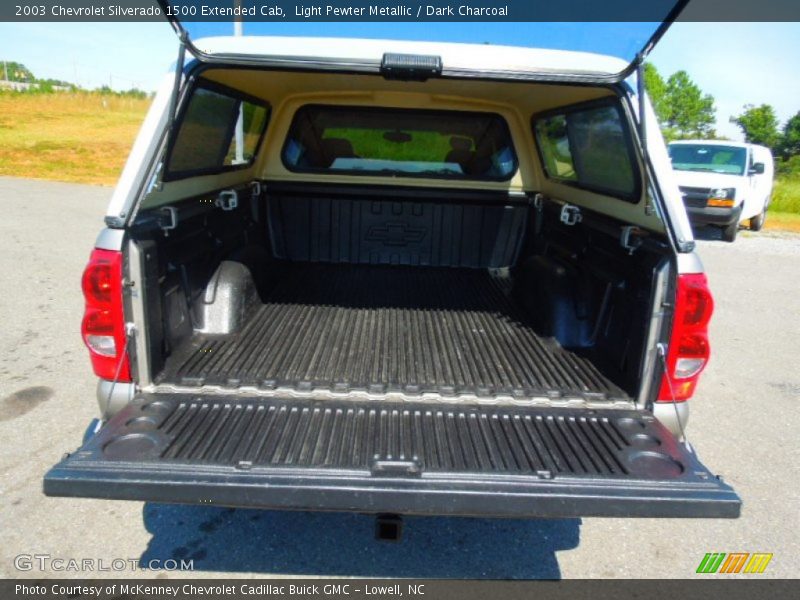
[0,177,797,579]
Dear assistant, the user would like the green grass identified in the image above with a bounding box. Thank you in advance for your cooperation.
[0,91,150,185]
[771,177,800,214]
[743,174,800,232]
[324,128,453,162]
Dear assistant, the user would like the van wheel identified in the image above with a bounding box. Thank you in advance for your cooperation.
[722,222,738,242]
[750,210,766,232]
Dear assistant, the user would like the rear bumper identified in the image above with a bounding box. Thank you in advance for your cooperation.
[44,395,741,519]
[685,204,742,227]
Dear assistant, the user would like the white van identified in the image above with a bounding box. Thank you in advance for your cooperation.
[668,140,774,241]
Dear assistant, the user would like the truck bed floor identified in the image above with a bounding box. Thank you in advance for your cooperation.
[157,264,628,402]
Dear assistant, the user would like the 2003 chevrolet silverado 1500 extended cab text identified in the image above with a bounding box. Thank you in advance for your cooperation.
[44,2,741,524]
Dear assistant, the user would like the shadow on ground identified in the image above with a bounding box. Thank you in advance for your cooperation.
[140,504,580,578]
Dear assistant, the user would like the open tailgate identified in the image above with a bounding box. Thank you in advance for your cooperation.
[45,394,740,518]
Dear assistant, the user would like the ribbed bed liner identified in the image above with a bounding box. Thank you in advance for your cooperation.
[45,393,741,518]
[157,264,628,402]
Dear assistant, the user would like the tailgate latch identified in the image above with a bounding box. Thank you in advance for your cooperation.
[370,459,423,478]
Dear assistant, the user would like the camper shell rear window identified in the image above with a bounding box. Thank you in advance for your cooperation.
[281,105,518,181]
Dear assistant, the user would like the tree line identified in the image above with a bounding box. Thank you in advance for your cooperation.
[645,63,800,167]
[1,60,150,98]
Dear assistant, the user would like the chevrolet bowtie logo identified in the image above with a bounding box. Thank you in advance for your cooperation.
[366,221,426,246]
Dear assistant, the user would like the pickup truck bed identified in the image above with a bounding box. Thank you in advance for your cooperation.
[157,263,626,402]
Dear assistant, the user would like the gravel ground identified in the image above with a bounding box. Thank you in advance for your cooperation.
[0,177,797,579]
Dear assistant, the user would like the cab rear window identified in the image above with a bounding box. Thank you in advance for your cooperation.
[282,105,518,181]
[533,101,639,201]
[165,81,270,180]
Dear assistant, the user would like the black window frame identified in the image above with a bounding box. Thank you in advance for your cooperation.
[531,97,642,203]
[280,104,519,182]
[163,78,271,182]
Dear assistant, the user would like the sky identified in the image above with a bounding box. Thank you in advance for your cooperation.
[1,20,798,139]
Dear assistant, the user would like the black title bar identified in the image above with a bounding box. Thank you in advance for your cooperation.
[2,0,799,22]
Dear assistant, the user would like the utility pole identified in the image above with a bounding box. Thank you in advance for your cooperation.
[3,60,8,82]
[233,0,245,164]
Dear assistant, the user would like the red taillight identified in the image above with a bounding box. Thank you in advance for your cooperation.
[81,248,131,381]
[657,273,713,402]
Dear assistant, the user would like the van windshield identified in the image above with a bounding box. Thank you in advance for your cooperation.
[668,144,747,176]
